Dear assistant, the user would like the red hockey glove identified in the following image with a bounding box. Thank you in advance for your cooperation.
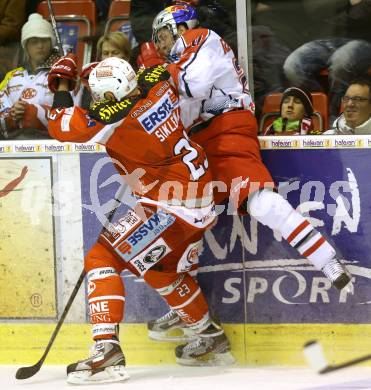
[137,42,166,69]
[80,61,99,88]
[48,53,78,93]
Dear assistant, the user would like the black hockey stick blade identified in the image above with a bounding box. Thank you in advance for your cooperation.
[15,269,86,379]
[15,360,43,380]
[304,340,371,374]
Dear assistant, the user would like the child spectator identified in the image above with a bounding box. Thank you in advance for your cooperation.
[0,13,60,139]
[263,87,314,136]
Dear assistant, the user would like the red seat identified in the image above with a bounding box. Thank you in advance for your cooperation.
[259,92,329,134]
[37,1,97,69]
[105,0,131,33]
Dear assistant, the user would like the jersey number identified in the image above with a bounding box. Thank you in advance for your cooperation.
[174,134,208,181]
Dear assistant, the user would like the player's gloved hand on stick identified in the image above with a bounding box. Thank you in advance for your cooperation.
[48,53,78,93]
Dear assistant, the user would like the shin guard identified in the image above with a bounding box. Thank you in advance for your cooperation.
[144,271,209,329]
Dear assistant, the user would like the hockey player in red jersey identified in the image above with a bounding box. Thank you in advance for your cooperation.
[47,55,234,383]
[147,4,352,341]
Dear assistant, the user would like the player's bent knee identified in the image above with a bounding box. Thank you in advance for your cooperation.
[85,242,117,272]
[248,189,294,230]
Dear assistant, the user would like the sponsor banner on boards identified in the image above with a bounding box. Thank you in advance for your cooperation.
[79,149,371,324]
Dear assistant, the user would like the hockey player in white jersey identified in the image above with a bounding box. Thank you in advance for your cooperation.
[148,4,352,362]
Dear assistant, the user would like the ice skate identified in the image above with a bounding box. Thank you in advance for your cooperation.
[66,339,129,385]
[321,258,351,290]
[148,310,197,342]
[175,321,235,366]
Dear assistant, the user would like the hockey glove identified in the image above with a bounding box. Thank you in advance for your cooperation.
[48,53,78,93]
[80,61,99,89]
[137,42,166,69]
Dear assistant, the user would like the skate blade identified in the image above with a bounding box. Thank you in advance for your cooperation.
[176,351,236,367]
[67,365,130,385]
[149,328,196,342]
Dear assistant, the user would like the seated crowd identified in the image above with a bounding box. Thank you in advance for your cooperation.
[0,0,370,140]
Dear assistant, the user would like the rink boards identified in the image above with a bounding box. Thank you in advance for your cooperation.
[1,135,371,365]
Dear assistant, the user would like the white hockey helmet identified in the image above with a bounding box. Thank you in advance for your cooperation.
[88,57,137,101]
[152,5,199,43]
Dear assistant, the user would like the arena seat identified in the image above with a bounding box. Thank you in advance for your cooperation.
[37,0,97,69]
[259,92,329,134]
[105,0,131,33]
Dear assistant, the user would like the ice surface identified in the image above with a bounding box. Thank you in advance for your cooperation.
[2,365,371,390]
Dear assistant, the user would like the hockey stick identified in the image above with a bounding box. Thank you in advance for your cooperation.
[304,340,371,374]
[46,0,65,55]
[15,195,124,380]
[15,268,85,380]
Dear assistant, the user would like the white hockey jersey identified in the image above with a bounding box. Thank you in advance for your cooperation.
[167,28,255,129]
[0,66,82,135]
[0,67,53,132]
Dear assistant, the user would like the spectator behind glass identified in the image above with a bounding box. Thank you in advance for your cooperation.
[283,0,371,123]
[263,87,314,136]
[96,31,131,61]
[80,31,132,109]
[324,79,371,135]
[0,0,26,80]
[0,0,26,45]
[251,1,309,117]
[0,13,60,140]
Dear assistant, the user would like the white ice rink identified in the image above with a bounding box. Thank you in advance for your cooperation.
[2,365,371,390]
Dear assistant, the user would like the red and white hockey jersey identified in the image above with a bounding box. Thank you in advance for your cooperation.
[48,74,214,228]
[167,28,255,128]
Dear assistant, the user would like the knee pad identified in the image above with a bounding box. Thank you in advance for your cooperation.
[248,189,294,230]
[85,242,120,273]
[87,267,125,338]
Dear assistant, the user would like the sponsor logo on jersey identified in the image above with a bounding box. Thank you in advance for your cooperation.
[141,65,167,84]
[129,238,171,275]
[177,241,200,273]
[85,114,96,127]
[8,84,22,93]
[87,281,96,295]
[21,88,37,99]
[138,91,176,134]
[89,300,111,324]
[130,100,153,118]
[143,245,167,264]
[115,210,175,262]
[106,210,142,244]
